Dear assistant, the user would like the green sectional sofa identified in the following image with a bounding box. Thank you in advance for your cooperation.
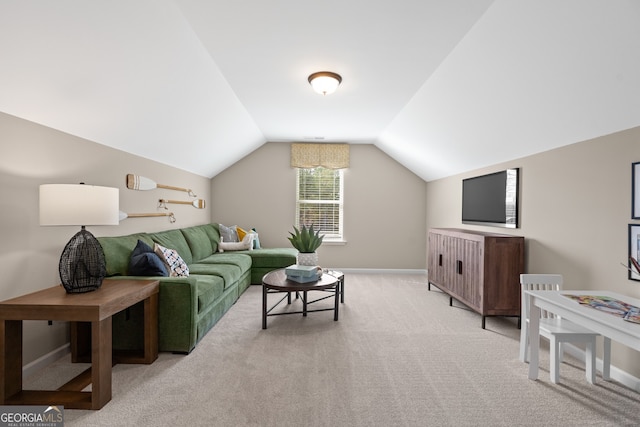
[97,223,297,354]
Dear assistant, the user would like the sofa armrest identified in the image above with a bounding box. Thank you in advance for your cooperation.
[108,275,199,353]
[156,277,199,353]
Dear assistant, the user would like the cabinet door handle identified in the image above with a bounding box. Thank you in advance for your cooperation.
[438,254,443,266]
[457,260,463,274]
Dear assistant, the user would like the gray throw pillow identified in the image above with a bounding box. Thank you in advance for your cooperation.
[219,224,239,242]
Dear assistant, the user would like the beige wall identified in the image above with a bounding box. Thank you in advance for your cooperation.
[426,126,640,377]
[0,112,211,365]
[211,142,428,270]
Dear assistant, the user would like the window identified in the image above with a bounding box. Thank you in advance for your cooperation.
[295,167,344,241]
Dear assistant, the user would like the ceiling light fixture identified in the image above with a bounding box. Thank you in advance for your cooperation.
[308,71,342,95]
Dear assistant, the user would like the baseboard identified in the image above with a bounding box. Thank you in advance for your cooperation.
[331,268,427,275]
[564,343,640,391]
[23,343,70,380]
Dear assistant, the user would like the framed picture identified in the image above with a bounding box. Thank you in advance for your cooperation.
[628,224,640,281]
[633,162,640,219]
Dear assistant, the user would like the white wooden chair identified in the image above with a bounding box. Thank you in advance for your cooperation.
[519,274,611,384]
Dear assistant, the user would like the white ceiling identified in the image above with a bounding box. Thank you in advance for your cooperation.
[1,0,639,181]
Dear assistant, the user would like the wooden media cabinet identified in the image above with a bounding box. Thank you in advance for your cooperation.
[427,228,524,328]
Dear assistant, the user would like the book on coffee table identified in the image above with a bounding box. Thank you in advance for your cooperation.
[286,274,320,283]
[285,264,321,277]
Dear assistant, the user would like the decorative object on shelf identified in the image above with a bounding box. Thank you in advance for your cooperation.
[158,198,205,209]
[308,71,342,95]
[632,162,640,219]
[288,224,323,266]
[39,183,119,293]
[628,224,640,281]
[126,173,197,197]
[118,211,176,223]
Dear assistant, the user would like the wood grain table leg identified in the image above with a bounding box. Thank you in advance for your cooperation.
[70,321,91,363]
[91,318,112,409]
[1,320,22,403]
[142,293,158,364]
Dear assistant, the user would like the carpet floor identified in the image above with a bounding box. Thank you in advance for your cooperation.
[24,273,640,426]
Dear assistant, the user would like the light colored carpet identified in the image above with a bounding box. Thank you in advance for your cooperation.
[25,274,640,426]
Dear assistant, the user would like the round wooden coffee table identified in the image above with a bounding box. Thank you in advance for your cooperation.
[262,268,339,329]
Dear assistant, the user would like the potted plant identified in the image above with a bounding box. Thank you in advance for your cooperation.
[288,224,323,266]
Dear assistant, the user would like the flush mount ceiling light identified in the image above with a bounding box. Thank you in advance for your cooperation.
[308,71,342,95]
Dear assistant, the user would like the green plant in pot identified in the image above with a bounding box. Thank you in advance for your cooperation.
[288,224,323,266]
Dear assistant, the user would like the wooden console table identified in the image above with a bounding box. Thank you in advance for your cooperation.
[0,279,159,410]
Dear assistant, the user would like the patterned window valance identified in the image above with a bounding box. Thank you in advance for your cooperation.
[290,143,350,169]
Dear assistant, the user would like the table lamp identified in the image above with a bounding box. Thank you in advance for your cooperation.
[39,183,119,293]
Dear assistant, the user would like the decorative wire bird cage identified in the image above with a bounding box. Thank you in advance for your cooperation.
[58,227,106,293]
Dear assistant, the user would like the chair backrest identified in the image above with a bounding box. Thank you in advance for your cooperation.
[520,274,563,319]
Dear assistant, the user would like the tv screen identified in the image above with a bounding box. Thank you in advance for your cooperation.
[462,168,519,228]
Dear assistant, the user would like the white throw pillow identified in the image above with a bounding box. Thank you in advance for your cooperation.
[218,233,254,252]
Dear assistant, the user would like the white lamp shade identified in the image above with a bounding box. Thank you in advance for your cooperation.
[308,72,342,95]
[39,184,120,226]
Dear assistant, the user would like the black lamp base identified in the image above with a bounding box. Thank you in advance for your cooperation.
[59,227,106,293]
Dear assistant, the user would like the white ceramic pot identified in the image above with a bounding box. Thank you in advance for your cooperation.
[297,252,319,266]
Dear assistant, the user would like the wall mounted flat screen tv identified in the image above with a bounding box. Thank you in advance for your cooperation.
[462,168,519,228]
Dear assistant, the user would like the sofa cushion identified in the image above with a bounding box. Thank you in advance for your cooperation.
[181,225,214,262]
[188,263,243,289]
[129,239,168,277]
[196,253,253,272]
[236,248,298,268]
[201,224,221,253]
[194,275,225,314]
[149,229,193,264]
[98,233,154,276]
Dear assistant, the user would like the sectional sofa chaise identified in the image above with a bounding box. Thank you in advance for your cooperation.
[97,223,297,354]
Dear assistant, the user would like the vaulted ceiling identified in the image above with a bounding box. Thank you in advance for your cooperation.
[1,1,638,181]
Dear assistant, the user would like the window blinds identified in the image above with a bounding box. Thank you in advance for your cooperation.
[296,168,344,239]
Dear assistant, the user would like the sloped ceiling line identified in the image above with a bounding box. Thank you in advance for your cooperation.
[1,1,638,181]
